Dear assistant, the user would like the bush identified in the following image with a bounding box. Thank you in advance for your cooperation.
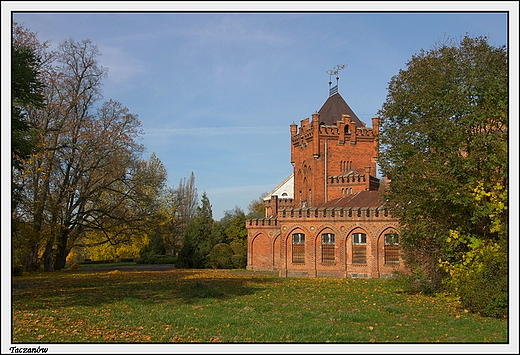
[230,242,247,269]
[208,243,234,269]
[451,248,507,318]
[230,241,246,255]
[231,254,246,269]
[441,235,508,318]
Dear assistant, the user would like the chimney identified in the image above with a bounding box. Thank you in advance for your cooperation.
[371,116,379,135]
[313,113,320,159]
[365,166,371,190]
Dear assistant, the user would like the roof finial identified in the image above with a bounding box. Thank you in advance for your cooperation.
[327,64,346,97]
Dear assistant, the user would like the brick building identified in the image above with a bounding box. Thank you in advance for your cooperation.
[246,78,406,278]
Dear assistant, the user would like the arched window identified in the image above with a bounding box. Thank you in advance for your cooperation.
[321,233,335,264]
[292,233,305,264]
[384,233,399,264]
[352,233,367,264]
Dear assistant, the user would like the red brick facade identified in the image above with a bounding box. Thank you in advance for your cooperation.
[246,92,406,278]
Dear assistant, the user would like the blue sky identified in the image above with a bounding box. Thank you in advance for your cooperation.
[4,3,514,220]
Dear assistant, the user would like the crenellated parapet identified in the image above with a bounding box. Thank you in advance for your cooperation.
[246,205,393,229]
[246,218,279,228]
[291,114,379,148]
[277,206,392,220]
[329,173,367,184]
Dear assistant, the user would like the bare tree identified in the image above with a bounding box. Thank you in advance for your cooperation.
[165,172,198,255]
[13,35,165,271]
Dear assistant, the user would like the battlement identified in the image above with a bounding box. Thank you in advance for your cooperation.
[246,218,279,228]
[278,206,391,220]
[329,173,366,184]
[292,114,378,148]
[246,205,392,227]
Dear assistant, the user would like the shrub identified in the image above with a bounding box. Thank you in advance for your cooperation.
[231,254,246,269]
[208,243,234,269]
[230,241,246,255]
[230,242,247,269]
[440,232,508,318]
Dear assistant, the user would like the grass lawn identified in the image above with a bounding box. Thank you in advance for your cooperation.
[11,268,508,344]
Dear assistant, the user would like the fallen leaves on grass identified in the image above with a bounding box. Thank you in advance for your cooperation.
[11,269,507,343]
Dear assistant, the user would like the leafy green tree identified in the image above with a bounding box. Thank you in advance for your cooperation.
[377,35,507,292]
[11,23,54,270]
[177,192,225,268]
[230,241,247,269]
[140,226,166,258]
[11,45,43,173]
[220,206,248,244]
[215,207,248,269]
[11,24,45,263]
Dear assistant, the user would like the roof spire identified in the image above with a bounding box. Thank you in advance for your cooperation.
[327,64,346,97]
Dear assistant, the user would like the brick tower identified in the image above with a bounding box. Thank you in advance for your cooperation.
[289,76,379,210]
[246,67,405,278]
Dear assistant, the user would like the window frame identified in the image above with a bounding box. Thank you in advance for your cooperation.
[292,233,305,264]
[352,233,367,264]
[384,233,400,265]
[321,233,335,264]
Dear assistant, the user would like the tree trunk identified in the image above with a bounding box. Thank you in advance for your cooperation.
[24,244,39,271]
[53,229,70,271]
[42,237,54,272]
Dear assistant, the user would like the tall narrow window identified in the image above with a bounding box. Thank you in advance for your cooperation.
[384,234,400,265]
[321,233,335,263]
[352,233,367,264]
[292,233,305,264]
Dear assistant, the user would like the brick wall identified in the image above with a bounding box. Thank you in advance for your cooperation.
[247,207,407,278]
[290,113,379,209]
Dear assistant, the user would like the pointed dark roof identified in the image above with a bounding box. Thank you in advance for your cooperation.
[318,92,365,127]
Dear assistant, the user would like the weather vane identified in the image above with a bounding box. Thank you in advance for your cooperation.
[327,64,346,96]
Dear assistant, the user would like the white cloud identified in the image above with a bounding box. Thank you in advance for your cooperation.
[98,44,145,83]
